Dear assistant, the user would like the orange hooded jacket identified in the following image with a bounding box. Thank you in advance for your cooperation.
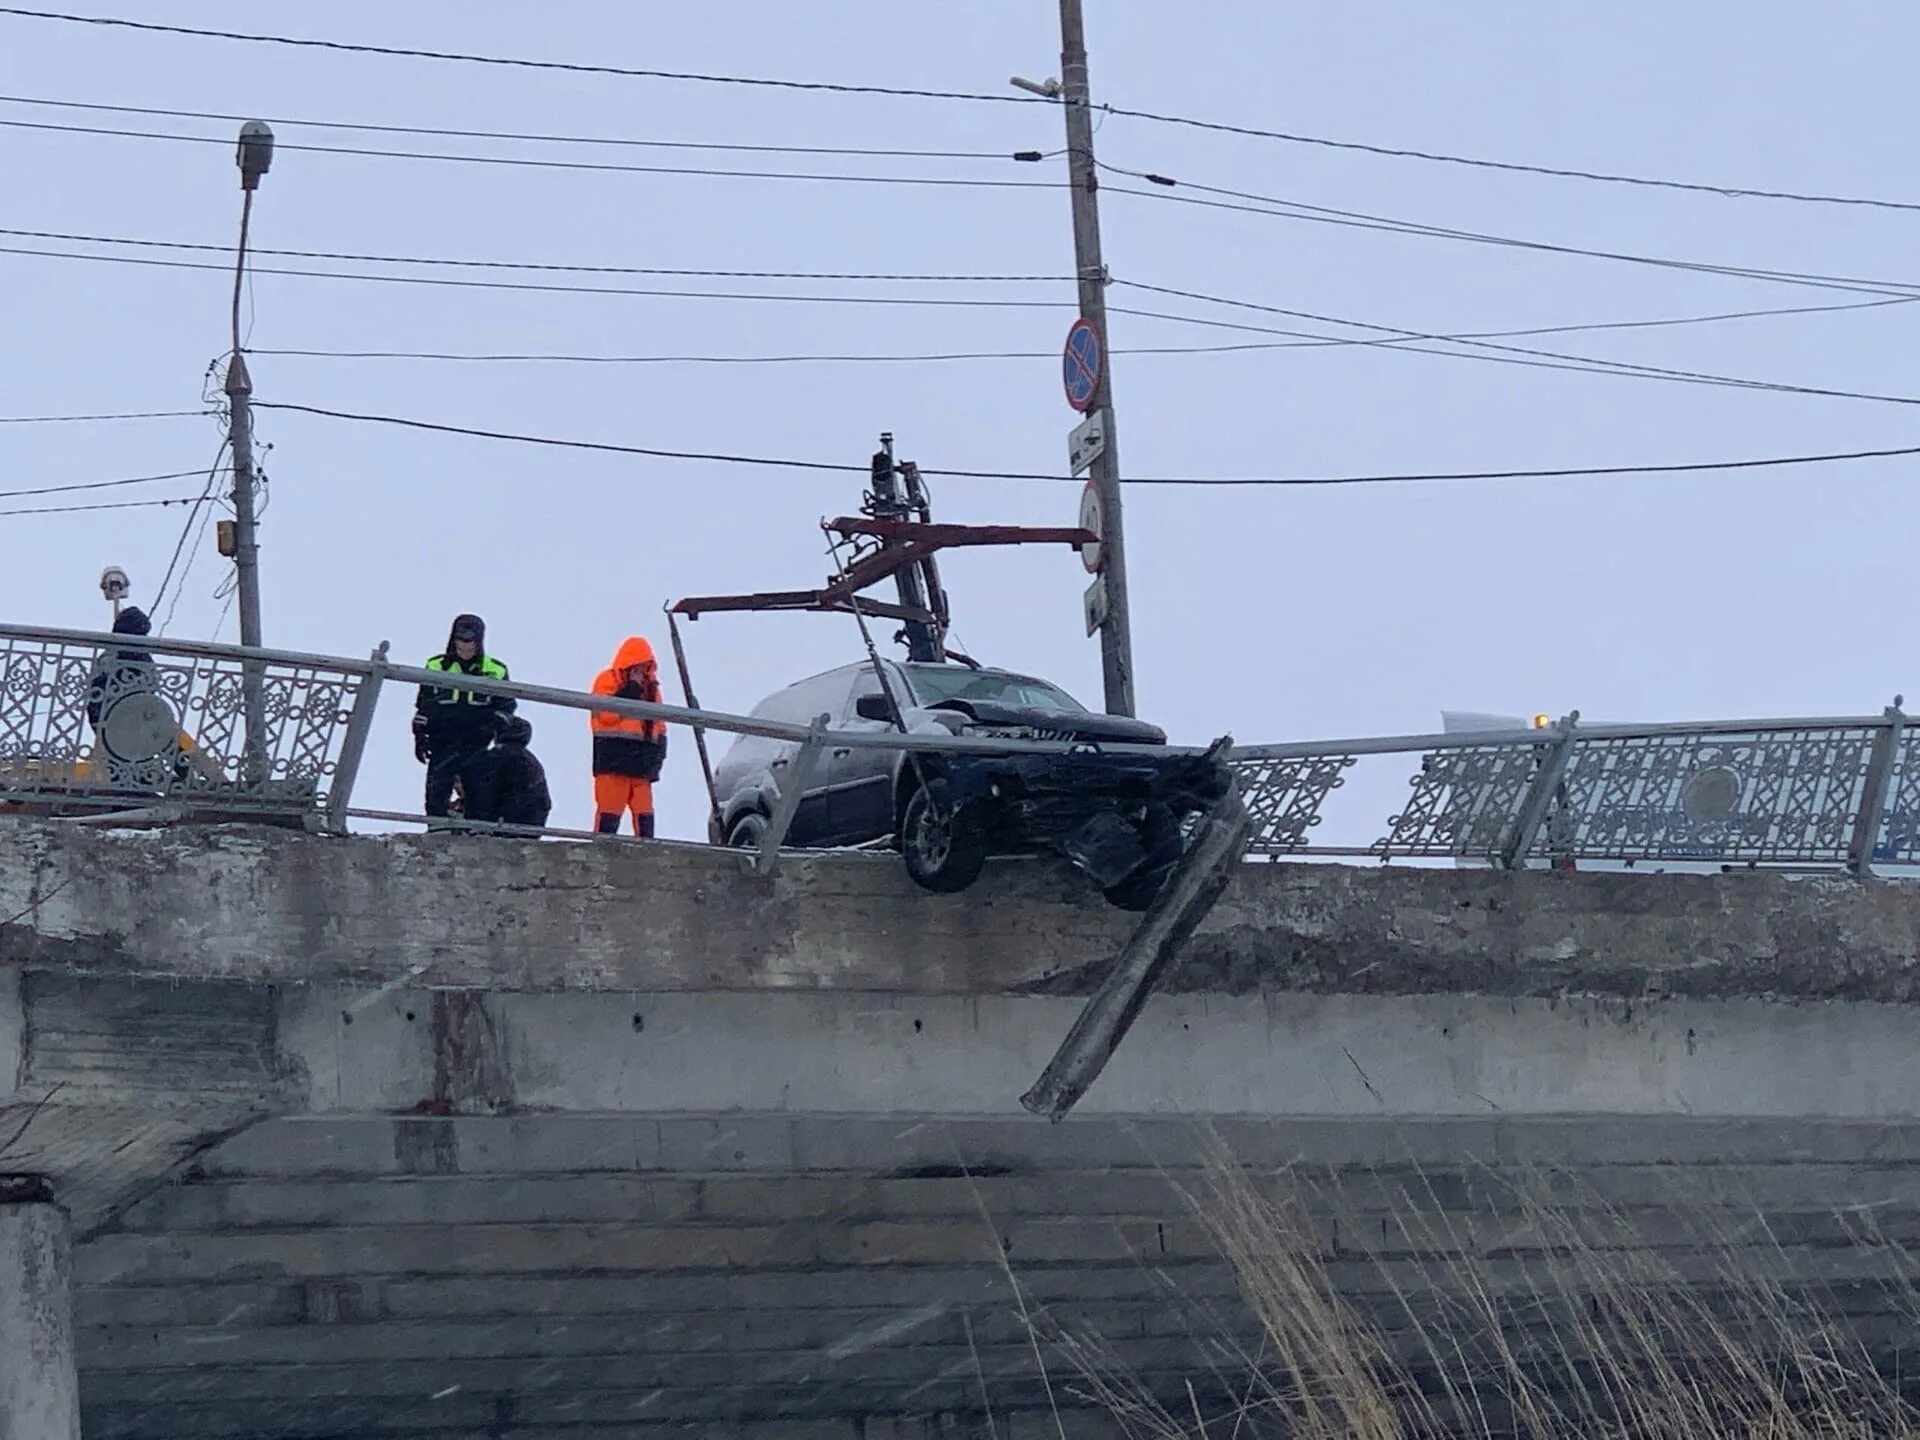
[590,636,668,780]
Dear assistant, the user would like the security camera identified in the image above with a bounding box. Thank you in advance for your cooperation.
[99,567,130,602]
[1009,75,1062,98]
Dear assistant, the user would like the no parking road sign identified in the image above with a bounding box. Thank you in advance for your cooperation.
[1062,317,1103,413]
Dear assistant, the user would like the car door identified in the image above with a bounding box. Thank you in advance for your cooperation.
[823,664,908,842]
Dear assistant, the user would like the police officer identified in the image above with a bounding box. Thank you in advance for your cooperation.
[413,613,515,822]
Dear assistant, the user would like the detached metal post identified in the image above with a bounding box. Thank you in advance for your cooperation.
[756,714,829,876]
[1849,699,1905,877]
[1499,714,1580,871]
[324,642,389,834]
[665,609,722,844]
[1022,745,1249,1121]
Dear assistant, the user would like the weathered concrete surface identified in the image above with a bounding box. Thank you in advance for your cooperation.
[5,819,1920,1001]
[10,820,1920,1434]
[70,1112,1920,1440]
[0,1196,80,1440]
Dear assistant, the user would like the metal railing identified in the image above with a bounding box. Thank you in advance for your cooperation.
[3,621,1917,878]
[0,624,375,823]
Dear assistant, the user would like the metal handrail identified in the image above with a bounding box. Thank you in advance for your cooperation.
[5,620,1919,879]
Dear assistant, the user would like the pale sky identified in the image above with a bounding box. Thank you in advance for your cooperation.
[5,3,1918,841]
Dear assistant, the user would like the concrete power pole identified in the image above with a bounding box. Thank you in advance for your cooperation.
[1022,0,1136,716]
[229,121,273,779]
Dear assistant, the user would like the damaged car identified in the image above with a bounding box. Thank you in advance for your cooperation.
[713,658,1230,908]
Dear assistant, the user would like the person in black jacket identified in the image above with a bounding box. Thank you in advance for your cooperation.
[466,715,552,831]
[84,606,172,789]
[85,605,158,729]
[413,613,515,821]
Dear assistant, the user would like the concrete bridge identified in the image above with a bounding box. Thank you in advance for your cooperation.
[5,822,1920,1437]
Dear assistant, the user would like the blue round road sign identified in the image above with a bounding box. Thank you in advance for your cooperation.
[1062,318,1102,413]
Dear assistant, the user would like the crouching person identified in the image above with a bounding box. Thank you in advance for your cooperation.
[465,715,552,831]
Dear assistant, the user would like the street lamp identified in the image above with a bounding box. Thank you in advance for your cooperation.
[228,121,273,781]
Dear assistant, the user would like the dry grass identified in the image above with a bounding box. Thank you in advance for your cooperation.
[1051,1146,1920,1439]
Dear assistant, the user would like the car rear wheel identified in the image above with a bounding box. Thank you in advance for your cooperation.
[726,811,769,850]
[901,778,987,894]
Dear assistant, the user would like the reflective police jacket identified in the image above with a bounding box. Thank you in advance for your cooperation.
[415,652,515,746]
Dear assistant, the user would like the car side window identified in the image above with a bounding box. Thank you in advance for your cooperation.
[751,689,809,726]
[781,669,853,726]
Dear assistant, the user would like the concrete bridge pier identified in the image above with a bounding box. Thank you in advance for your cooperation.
[0,1178,80,1440]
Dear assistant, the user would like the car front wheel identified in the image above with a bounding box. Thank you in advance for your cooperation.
[901,778,988,894]
[726,811,769,850]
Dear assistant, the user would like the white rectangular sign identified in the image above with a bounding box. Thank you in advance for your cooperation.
[1068,409,1108,477]
[1083,575,1109,637]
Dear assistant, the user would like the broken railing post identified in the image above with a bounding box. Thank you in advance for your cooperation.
[1021,754,1251,1122]
[324,642,388,834]
[755,714,830,877]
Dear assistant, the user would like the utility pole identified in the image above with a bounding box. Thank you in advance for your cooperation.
[1018,0,1136,716]
[229,121,273,781]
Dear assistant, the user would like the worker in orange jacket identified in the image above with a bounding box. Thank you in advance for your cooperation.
[590,636,668,836]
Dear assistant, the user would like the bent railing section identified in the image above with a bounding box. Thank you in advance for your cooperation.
[3,622,1917,876]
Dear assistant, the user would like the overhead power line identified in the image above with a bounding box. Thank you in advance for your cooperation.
[0,226,1068,284]
[0,8,1038,104]
[0,466,224,500]
[247,294,1915,368]
[11,234,1905,409]
[12,232,1911,408]
[0,242,1073,308]
[1101,165,1920,300]
[1094,106,1920,215]
[0,117,1060,188]
[153,439,231,624]
[1112,279,1920,408]
[0,93,1036,161]
[5,9,1915,214]
[0,494,201,517]
[255,399,1920,488]
[0,408,207,423]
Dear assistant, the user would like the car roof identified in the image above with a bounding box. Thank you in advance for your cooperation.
[773,658,1040,691]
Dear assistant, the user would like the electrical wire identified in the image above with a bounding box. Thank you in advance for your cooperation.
[253,399,1920,487]
[0,93,1031,161]
[0,467,222,500]
[0,408,206,423]
[0,242,1072,308]
[12,235,1915,405]
[15,109,1914,302]
[209,586,236,642]
[1100,166,1920,300]
[5,10,1915,214]
[246,295,1916,368]
[13,232,1911,407]
[13,107,1912,300]
[163,487,222,632]
[0,9,1039,104]
[1093,105,1920,215]
[0,495,200,517]
[0,117,1059,189]
[152,438,229,622]
[1112,280,1920,408]
[0,226,1070,283]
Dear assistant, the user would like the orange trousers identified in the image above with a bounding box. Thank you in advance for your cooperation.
[593,774,654,836]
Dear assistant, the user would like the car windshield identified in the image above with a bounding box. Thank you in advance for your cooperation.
[902,665,1087,715]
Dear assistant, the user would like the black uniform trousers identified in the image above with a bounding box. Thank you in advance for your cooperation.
[424,739,494,819]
